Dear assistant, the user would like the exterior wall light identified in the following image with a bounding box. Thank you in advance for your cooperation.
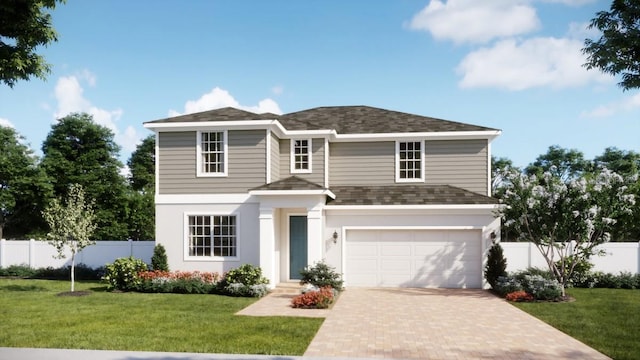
[332,231,338,244]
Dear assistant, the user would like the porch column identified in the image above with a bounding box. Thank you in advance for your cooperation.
[258,207,276,288]
[307,208,323,266]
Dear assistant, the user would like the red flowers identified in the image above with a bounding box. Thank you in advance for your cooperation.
[505,290,534,302]
[137,270,221,284]
[291,286,334,309]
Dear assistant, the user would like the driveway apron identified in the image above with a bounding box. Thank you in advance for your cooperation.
[303,288,609,359]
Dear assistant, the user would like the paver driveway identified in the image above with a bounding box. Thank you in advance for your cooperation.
[303,288,609,359]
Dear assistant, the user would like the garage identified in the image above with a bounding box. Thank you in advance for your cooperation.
[345,229,483,288]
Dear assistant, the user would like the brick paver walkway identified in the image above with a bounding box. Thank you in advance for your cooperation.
[240,288,609,359]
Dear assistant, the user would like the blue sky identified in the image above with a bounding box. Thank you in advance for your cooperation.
[1,0,638,170]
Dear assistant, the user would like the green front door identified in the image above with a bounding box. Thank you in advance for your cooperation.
[289,216,308,280]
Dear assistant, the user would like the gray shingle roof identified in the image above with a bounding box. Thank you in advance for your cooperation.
[251,178,498,206]
[250,176,326,191]
[145,106,498,134]
[328,185,499,205]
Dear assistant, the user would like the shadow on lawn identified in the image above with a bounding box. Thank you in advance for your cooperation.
[0,284,48,292]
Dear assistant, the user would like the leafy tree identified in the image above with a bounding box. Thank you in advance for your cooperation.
[126,190,154,240]
[498,168,636,296]
[583,0,640,91]
[0,126,51,239]
[41,113,129,239]
[128,135,155,192]
[42,184,97,292]
[491,156,517,196]
[593,147,640,176]
[0,0,64,87]
[525,145,589,181]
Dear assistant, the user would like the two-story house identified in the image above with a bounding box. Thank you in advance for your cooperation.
[143,106,501,289]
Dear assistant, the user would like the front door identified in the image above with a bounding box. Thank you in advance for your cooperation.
[289,216,308,280]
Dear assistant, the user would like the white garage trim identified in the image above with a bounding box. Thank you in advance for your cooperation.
[342,226,487,288]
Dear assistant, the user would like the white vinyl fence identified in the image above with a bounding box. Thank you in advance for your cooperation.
[502,242,640,274]
[0,239,155,269]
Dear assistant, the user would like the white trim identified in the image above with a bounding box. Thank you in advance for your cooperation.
[250,189,336,199]
[487,140,492,196]
[154,131,160,196]
[324,204,498,211]
[183,211,240,262]
[266,129,271,184]
[395,140,425,183]
[324,137,329,188]
[156,193,254,205]
[196,130,228,177]
[334,130,501,142]
[290,138,312,174]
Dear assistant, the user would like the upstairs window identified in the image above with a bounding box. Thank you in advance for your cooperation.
[187,214,237,258]
[396,141,424,182]
[291,139,312,173]
[197,130,227,177]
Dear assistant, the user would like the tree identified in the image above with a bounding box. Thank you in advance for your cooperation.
[593,147,640,176]
[0,0,64,87]
[128,135,155,192]
[583,0,640,91]
[0,126,51,239]
[498,168,636,296]
[524,145,589,181]
[126,135,155,240]
[151,244,169,271]
[42,184,97,292]
[484,242,507,289]
[41,113,129,239]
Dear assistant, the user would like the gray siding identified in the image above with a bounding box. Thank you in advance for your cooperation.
[279,139,325,185]
[330,142,395,185]
[158,130,266,194]
[270,133,280,183]
[425,139,488,195]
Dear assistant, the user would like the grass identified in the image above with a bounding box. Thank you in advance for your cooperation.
[512,288,640,360]
[0,279,323,355]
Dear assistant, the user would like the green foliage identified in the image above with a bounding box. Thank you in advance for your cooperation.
[0,0,64,87]
[524,145,588,181]
[151,244,169,271]
[125,190,155,240]
[0,264,37,277]
[128,135,155,192]
[0,264,102,280]
[137,271,220,294]
[484,242,507,289]
[0,126,52,239]
[299,260,344,291]
[41,113,129,240]
[223,264,269,286]
[495,271,563,301]
[102,257,148,291]
[558,256,594,288]
[583,0,640,91]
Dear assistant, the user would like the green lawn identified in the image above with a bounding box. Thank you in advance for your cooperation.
[512,288,640,360]
[0,279,323,355]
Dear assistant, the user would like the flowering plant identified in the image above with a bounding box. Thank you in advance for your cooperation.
[505,290,534,302]
[137,270,221,294]
[291,286,334,309]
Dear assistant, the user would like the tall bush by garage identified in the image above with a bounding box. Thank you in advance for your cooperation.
[151,244,169,271]
[485,242,507,289]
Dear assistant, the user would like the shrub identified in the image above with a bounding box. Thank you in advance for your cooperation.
[151,244,169,272]
[505,290,534,302]
[494,275,523,297]
[518,274,562,300]
[0,264,36,278]
[484,243,507,289]
[34,264,103,280]
[137,270,221,294]
[219,264,269,297]
[291,286,334,309]
[299,260,343,291]
[558,256,594,288]
[102,257,148,291]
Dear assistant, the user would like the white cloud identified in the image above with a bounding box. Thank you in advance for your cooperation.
[408,0,540,44]
[581,93,640,118]
[169,87,283,117]
[456,37,611,90]
[539,0,596,6]
[54,73,142,153]
[0,117,15,128]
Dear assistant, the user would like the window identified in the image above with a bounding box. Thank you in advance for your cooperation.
[396,141,424,182]
[187,215,237,257]
[197,131,227,176]
[290,139,312,173]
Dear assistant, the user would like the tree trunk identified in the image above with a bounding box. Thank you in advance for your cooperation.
[70,252,75,292]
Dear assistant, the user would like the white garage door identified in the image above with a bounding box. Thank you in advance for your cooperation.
[345,229,482,288]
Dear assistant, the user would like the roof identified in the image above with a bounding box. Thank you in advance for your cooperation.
[251,178,498,206]
[145,105,498,134]
[328,185,499,206]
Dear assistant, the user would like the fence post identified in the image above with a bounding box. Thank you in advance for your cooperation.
[129,239,133,257]
[0,239,5,268]
[29,239,36,268]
